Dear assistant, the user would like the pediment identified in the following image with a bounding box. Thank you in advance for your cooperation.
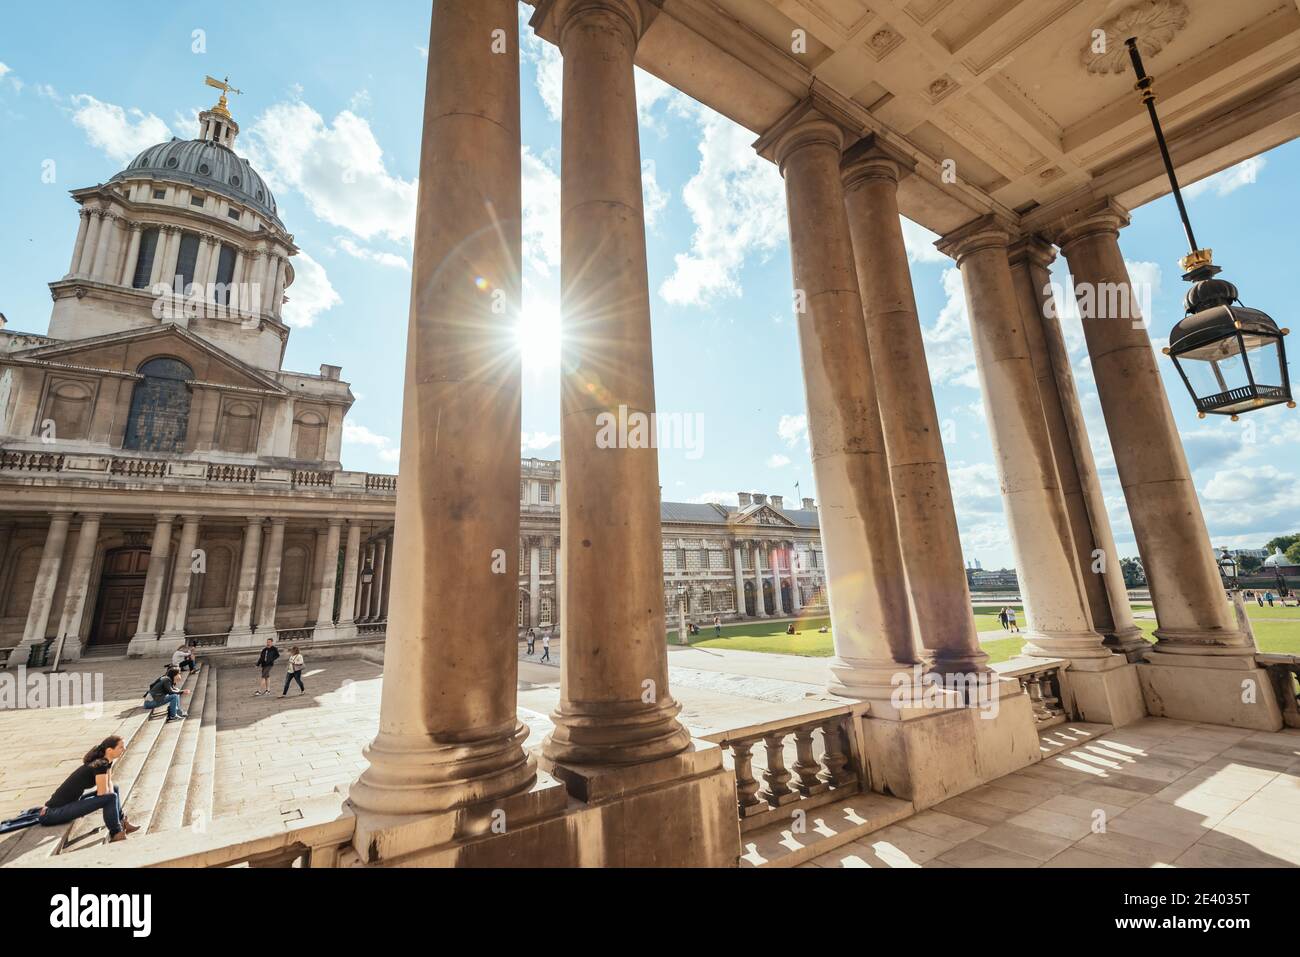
[731,503,796,527]
[9,325,287,394]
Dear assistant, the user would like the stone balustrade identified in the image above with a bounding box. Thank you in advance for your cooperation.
[998,658,1068,726]
[0,447,396,496]
[1259,654,1300,728]
[707,707,862,831]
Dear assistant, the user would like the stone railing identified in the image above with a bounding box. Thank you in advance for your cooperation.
[188,632,230,649]
[706,706,861,831]
[998,658,1068,726]
[356,621,387,637]
[0,448,396,497]
[1259,654,1300,728]
[277,627,316,644]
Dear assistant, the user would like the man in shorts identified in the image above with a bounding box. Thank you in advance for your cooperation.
[254,638,280,696]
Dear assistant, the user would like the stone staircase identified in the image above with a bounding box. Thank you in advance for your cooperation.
[0,667,219,865]
[738,790,914,867]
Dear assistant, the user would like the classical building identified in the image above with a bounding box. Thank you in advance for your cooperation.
[519,456,828,631]
[0,90,398,667]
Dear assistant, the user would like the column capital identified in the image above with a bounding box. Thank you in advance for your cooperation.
[326,517,346,528]
[125,220,144,233]
[153,512,178,525]
[531,0,657,46]
[755,104,846,171]
[78,207,93,220]
[245,515,267,527]
[935,213,1017,266]
[267,516,288,527]
[840,133,916,191]
[1007,235,1058,271]
[1044,197,1132,252]
[74,512,105,523]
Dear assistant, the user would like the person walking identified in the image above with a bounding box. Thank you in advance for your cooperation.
[997,607,1009,631]
[281,646,306,697]
[143,666,190,721]
[526,627,536,656]
[255,638,280,696]
[540,631,551,663]
[1257,592,1265,607]
[1265,591,1276,607]
[1007,607,1019,633]
[714,615,721,638]
[37,736,140,843]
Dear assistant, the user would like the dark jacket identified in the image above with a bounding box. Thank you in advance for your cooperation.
[256,646,281,667]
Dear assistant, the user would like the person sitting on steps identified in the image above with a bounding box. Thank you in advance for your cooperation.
[171,643,200,673]
[37,736,140,843]
[142,666,190,722]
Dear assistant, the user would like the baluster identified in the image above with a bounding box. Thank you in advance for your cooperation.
[792,724,828,796]
[1040,670,1063,717]
[760,732,798,807]
[817,718,856,788]
[731,739,765,818]
[1024,675,1050,722]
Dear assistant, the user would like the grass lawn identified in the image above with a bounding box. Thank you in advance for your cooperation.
[676,598,1300,659]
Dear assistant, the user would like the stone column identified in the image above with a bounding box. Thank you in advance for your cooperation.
[355,542,374,622]
[1054,201,1248,659]
[769,543,786,616]
[380,532,394,620]
[53,512,103,662]
[68,209,91,277]
[149,226,174,289]
[756,108,918,703]
[936,217,1109,662]
[313,519,343,639]
[160,515,201,648]
[88,210,114,279]
[192,235,212,299]
[336,522,361,635]
[842,141,986,673]
[528,537,541,628]
[789,545,803,612]
[256,518,286,633]
[1008,237,1145,658]
[6,512,72,668]
[103,216,125,283]
[541,0,690,768]
[78,209,103,277]
[119,223,144,287]
[351,0,535,820]
[731,542,746,617]
[367,537,387,620]
[160,226,184,291]
[271,256,288,318]
[127,513,176,655]
[750,542,767,618]
[245,249,266,314]
[226,517,263,646]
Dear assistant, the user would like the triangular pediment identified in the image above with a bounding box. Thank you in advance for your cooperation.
[731,503,796,527]
[9,325,288,394]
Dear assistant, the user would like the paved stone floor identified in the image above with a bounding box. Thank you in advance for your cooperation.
[805,717,1300,868]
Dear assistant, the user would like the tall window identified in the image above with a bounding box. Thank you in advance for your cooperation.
[540,547,552,574]
[517,593,527,627]
[132,228,161,289]
[214,244,237,305]
[173,233,200,290]
[540,598,553,626]
[540,483,552,503]
[124,357,193,452]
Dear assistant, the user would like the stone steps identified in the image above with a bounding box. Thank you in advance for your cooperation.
[184,665,219,831]
[147,668,214,834]
[738,790,915,868]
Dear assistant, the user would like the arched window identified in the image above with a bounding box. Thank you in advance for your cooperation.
[292,411,326,461]
[44,381,93,442]
[217,401,257,454]
[124,358,193,453]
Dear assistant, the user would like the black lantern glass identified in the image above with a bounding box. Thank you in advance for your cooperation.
[1216,548,1238,590]
[1166,275,1293,418]
[361,562,375,586]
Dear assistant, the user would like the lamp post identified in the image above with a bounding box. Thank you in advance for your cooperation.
[1125,38,1293,419]
[1217,547,1257,643]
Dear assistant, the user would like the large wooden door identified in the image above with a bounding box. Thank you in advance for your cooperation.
[88,548,150,647]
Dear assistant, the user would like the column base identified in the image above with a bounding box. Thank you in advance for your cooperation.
[353,740,738,867]
[1104,625,1151,662]
[542,697,692,766]
[349,721,537,818]
[1058,660,1146,727]
[126,633,162,657]
[1137,658,1283,730]
[1021,628,1114,660]
[825,655,931,719]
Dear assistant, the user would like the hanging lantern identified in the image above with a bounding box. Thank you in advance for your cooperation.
[1126,39,1293,419]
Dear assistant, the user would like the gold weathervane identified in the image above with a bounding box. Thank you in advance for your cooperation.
[204,75,243,120]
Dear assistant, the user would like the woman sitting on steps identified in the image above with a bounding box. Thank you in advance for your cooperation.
[37,736,140,843]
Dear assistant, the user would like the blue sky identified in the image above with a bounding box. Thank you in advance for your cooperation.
[1,2,1297,569]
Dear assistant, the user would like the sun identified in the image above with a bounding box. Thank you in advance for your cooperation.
[516,297,562,371]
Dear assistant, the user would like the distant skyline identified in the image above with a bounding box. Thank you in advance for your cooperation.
[1,2,1297,568]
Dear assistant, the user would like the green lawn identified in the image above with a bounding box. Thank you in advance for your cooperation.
[675,599,1300,659]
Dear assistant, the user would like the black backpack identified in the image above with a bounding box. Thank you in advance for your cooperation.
[147,675,170,700]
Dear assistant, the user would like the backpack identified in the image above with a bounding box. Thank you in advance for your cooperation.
[147,675,170,700]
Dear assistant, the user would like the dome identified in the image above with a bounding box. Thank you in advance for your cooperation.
[112,137,282,226]
[1264,548,1287,567]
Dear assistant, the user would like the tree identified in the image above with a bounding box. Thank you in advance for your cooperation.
[1286,542,1300,567]
[1265,533,1300,555]
[1119,556,1146,587]
[1238,554,1263,575]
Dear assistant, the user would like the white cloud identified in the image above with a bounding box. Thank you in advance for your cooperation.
[344,423,400,465]
[244,99,417,242]
[336,236,410,270]
[521,16,563,122]
[522,146,561,277]
[642,158,668,228]
[281,250,341,329]
[688,490,739,506]
[659,106,786,306]
[349,89,372,113]
[777,413,808,448]
[0,63,9,79]
[901,217,947,263]
[921,267,980,389]
[1184,156,1266,200]
[69,95,171,164]
[521,431,560,452]
[766,453,792,468]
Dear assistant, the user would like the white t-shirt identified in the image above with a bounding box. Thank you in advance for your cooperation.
[171,648,190,667]
[542,635,550,648]
[288,654,305,672]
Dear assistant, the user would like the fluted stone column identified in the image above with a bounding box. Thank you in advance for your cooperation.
[226,517,264,646]
[757,108,919,703]
[53,512,103,663]
[68,209,91,277]
[79,210,103,278]
[351,0,535,819]
[769,543,786,616]
[256,518,286,633]
[842,141,987,673]
[160,226,184,292]
[731,542,746,617]
[7,512,72,668]
[539,0,690,768]
[336,522,361,635]
[1054,201,1248,659]
[789,546,803,612]
[380,532,394,620]
[1008,237,1145,658]
[313,519,343,640]
[161,515,202,647]
[120,223,143,287]
[368,536,387,620]
[128,513,176,655]
[149,226,176,289]
[528,537,541,628]
[937,217,1110,662]
[750,542,767,617]
[90,211,117,281]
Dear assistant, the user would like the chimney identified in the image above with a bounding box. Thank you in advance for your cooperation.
[752,493,767,506]
[770,495,783,510]
[802,497,815,510]
[737,492,752,508]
